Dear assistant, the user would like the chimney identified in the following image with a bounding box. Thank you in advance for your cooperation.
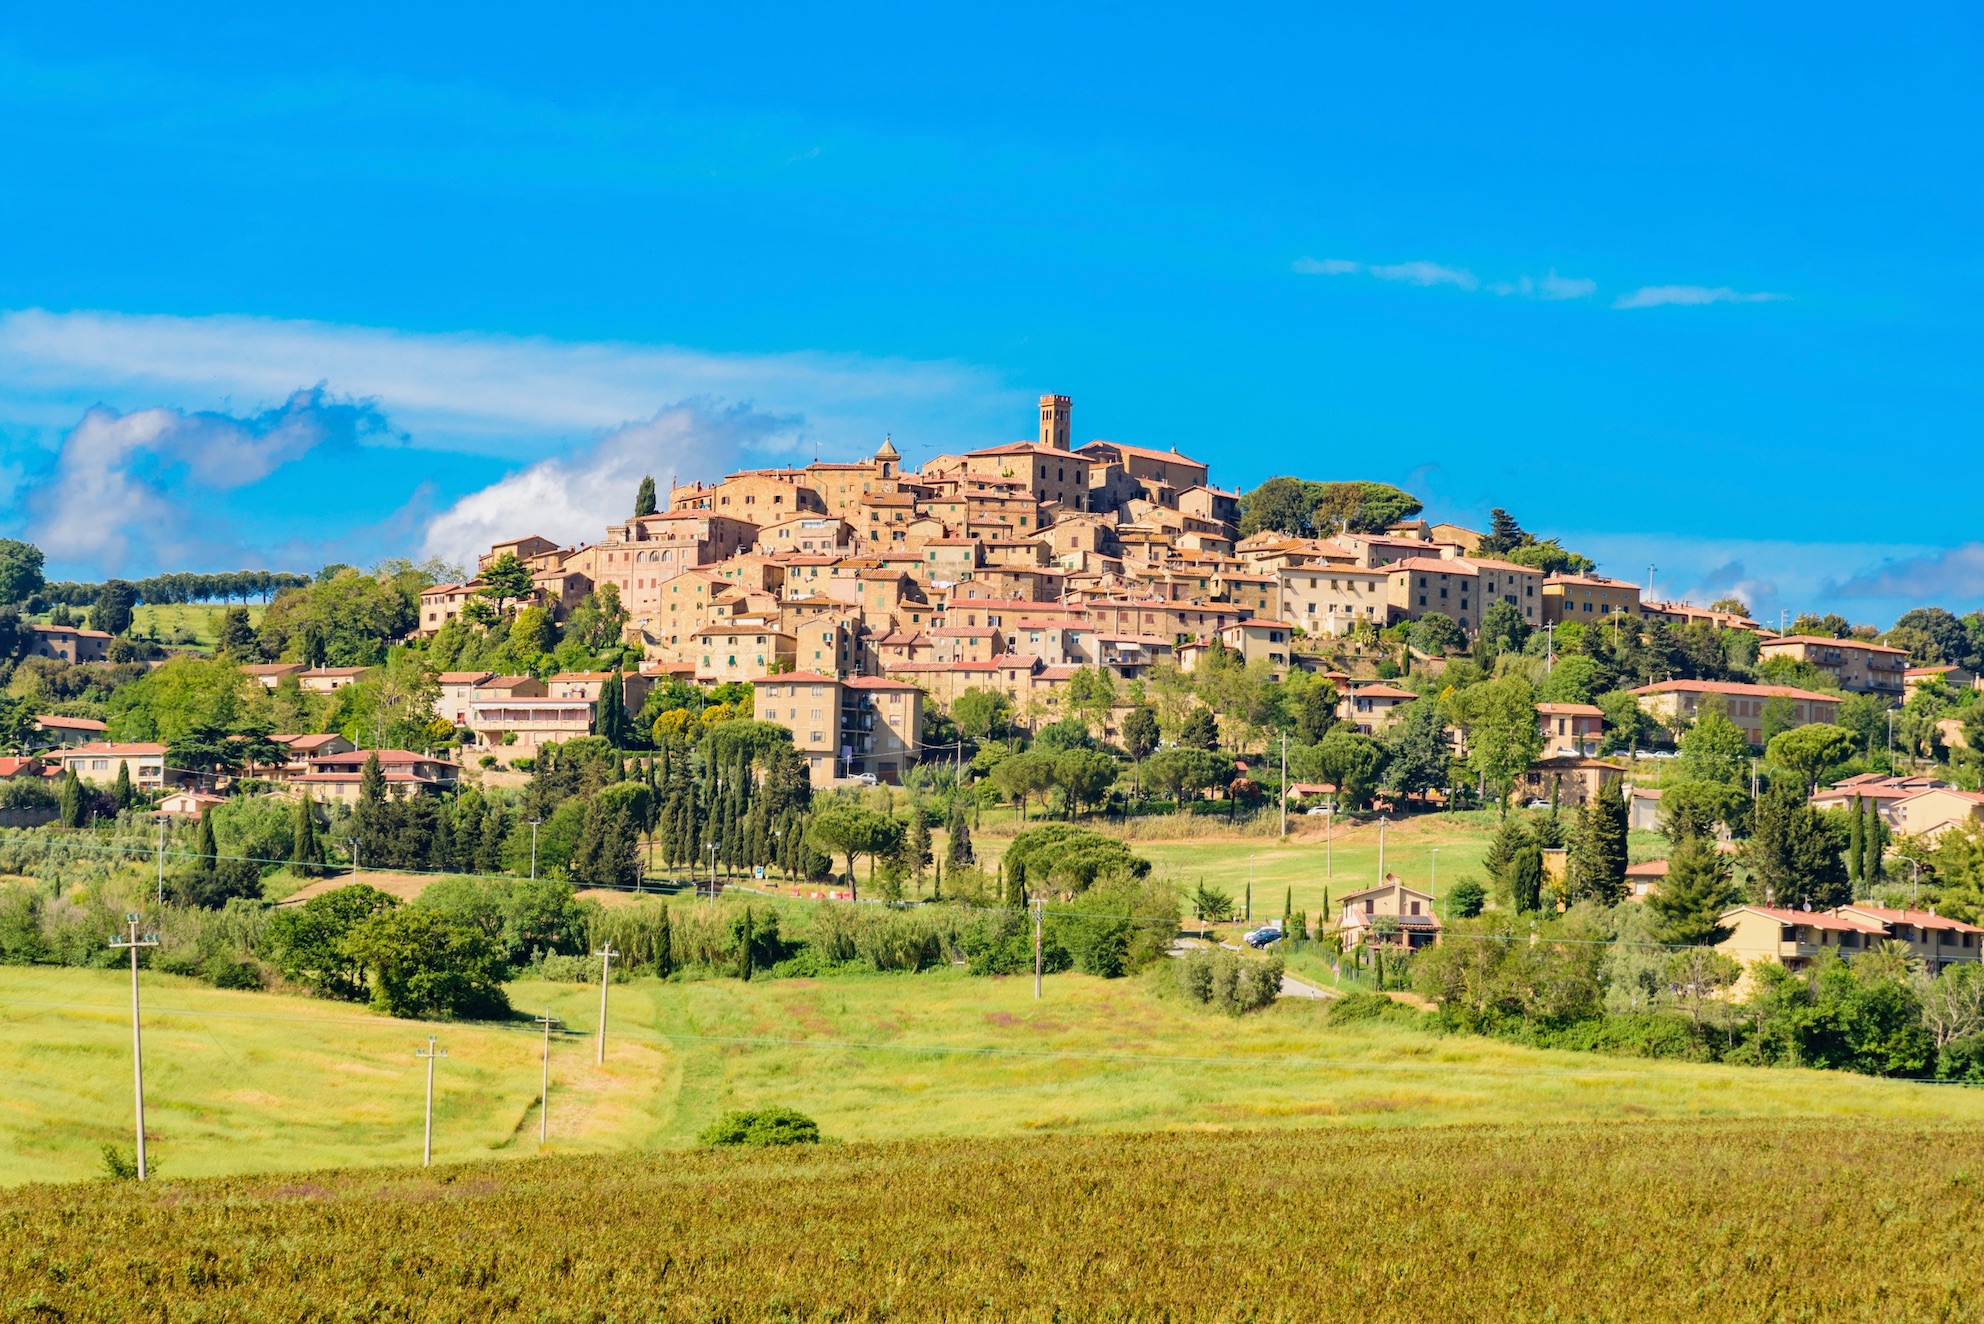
[1038,394,1072,451]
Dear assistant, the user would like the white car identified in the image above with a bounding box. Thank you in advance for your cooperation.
[1305,806,1333,816]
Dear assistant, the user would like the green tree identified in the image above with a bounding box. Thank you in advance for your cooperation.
[1285,674,1339,745]
[0,539,45,604]
[1457,674,1544,814]
[215,606,258,658]
[634,475,658,518]
[991,749,1058,819]
[804,805,904,901]
[1381,698,1451,800]
[264,883,399,1000]
[1179,707,1219,751]
[1745,779,1848,910]
[1053,748,1118,818]
[945,797,975,867]
[476,552,535,617]
[1767,722,1857,793]
[111,763,134,811]
[1005,823,1150,895]
[1311,729,1386,810]
[1121,703,1159,774]
[1646,837,1740,945]
[1446,878,1486,919]
[1478,600,1529,655]
[1569,779,1628,904]
[1237,476,1323,537]
[1659,779,1747,842]
[90,580,136,636]
[338,906,511,1019]
[596,669,632,747]
[905,810,933,884]
[511,605,556,661]
[1064,665,1119,739]
[1410,612,1466,656]
[1678,699,1749,786]
[56,768,84,828]
[951,687,1013,741]
[1538,656,1601,705]
[290,791,325,878]
[1509,844,1544,912]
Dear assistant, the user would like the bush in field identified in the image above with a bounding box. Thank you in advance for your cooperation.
[337,905,510,1020]
[697,1106,821,1147]
[263,884,398,1000]
[1175,948,1281,1014]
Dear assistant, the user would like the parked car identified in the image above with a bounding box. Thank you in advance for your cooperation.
[1243,925,1283,948]
[1524,798,1551,809]
[1305,806,1333,816]
[850,772,879,786]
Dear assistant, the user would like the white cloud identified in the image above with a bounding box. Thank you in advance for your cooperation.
[1305,257,1591,300]
[0,308,1018,460]
[1538,272,1598,301]
[27,389,389,576]
[419,401,801,568]
[1368,261,1478,290]
[1612,285,1790,310]
[1825,544,1984,603]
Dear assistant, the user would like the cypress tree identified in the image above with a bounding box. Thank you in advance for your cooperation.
[1847,797,1864,886]
[654,903,675,977]
[194,807,219,880]
[634,475,658,518]
[736,907,755,981]
[1867,801,1886,885]
[57,769,84,828]
[112,762,134,811]
[289,792,324,878]
[1510,845,1543,913]
[599,671,628,747]
[946,797,975,866]
[907,811,932,888]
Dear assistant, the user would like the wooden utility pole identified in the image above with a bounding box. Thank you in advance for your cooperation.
[1032,898,1043,999]
[108,914,158,1180]
[534,1009,560,1147]
[416,1035,447,1167]
[593,945,619,1064]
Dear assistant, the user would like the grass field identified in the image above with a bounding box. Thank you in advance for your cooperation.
[127,602,264,649]
[7,956,1984,1187]
[6,1121,1984,1321]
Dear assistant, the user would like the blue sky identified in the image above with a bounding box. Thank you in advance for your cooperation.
[0,2,1979,624]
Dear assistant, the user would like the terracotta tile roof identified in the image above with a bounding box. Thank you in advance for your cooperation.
[1629,679,1838,703]
[1837,906,1984,933]
[36,715,107,731]
[1723,906,1886,933]
[750,671,840,684]
[1536,703,1604,716]
[1762,635,1907,654]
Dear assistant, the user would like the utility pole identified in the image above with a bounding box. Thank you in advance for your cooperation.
[415,1035,447,1167]
[1032,897,1043,999]
[1247,855,1254,921]
[1431,848,1439,905]
[534,1009,560,1147]
[1377,817,1388,884]
[347,839,361,883]
[528,818,542,881]
[109,914,158,1181]
[1279,730,1287,838]
[593,945,619,1064]
[1326,801,1333,878]
[708,841,721,907]
[153,815,165,906]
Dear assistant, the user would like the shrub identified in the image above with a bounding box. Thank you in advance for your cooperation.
[1326,990,1423,1027]
[698,1107,821,1147]
[1175,948,1281,1014]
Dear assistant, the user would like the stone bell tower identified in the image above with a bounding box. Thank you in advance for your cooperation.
[1038,394,1071,450]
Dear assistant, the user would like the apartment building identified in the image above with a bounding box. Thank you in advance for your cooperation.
[750,670,924,785]
[1756,635,1907,697]
[1541,574,1642,624]
[1628,679,1840,745]
[1277,564,1391,635]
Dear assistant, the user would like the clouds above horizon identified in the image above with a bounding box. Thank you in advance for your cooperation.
[420,401,801,567]
[1296,257,1781,311]
[26,389,398,576]
[0,308,1024,579]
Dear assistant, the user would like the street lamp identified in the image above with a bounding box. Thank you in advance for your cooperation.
[528,818,542,881]
[707,840,721,906]
[1895,856,1923,907]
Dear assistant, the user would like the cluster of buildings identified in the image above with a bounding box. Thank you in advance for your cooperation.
[22,394,1935,797]
[400,395,1843,787]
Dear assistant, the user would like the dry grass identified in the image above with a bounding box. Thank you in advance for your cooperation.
[5,1121,1983,1320]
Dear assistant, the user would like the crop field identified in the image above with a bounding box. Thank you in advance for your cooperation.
[7,958,1984,1187]
[5,1120,1984,1321]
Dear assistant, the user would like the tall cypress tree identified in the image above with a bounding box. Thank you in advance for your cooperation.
[634,475,658,518]
[945,797,975,867]
[598,671,628,747]
[1847,795,1864,886]
[57,769,84,828]
[289,791,324,878]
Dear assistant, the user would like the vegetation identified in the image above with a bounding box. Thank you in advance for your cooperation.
[10,1122,1984,1320]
